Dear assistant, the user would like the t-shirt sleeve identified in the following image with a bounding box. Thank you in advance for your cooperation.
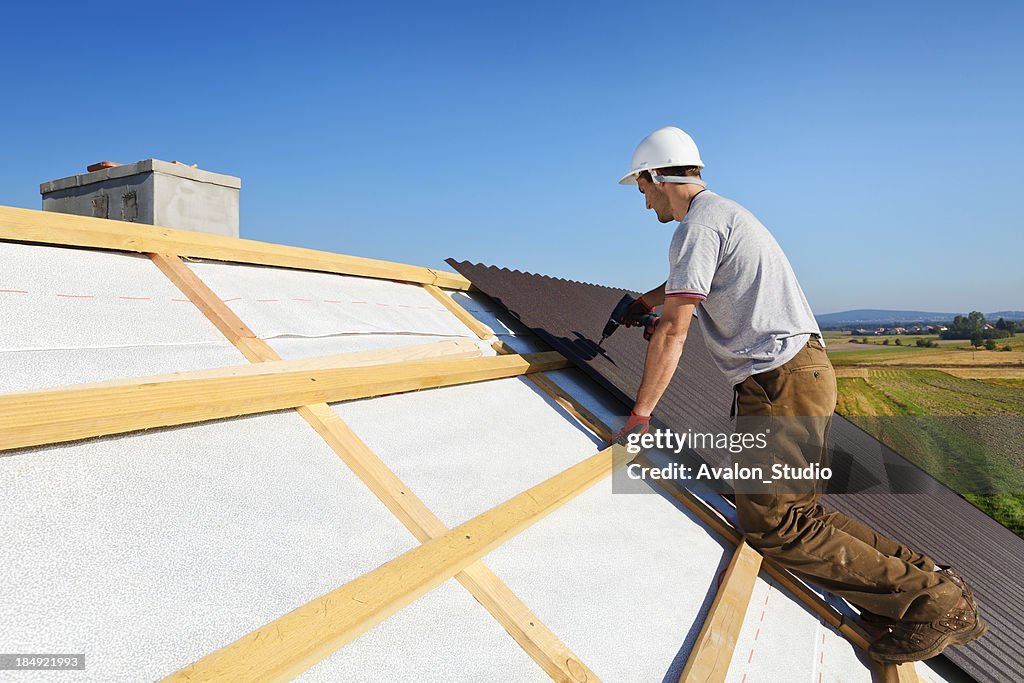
[666,223,720,301]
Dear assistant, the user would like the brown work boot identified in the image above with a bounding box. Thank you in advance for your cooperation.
[869,592,988,663]
[936,566,975,604]
[859,609,896,630]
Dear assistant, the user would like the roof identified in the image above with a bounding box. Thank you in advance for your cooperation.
[448,259,1024,683]
[0,203,969,682]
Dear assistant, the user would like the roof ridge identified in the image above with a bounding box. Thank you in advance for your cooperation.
[445,259,628,293]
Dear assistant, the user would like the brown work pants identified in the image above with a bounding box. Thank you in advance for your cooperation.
[733,337,961,622]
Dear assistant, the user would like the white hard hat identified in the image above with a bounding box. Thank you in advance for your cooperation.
[619,126,704,185]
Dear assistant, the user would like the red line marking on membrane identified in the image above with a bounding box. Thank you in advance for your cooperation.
[172,298,190,302]
[0,289,28,293]
[255,299,279,303]
[119,296,151,300]
[742,582,773,680]
[291,298,313,301]
[351,301,368,304]
[56,294,94,298]
[222,297,241,302]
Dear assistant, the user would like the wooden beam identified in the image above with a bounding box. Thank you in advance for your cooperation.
[0,351,569,451]
[679,542,762,683]
[152,255,597,682]
[876,662,922,683]
[0,205,471,289]
[164,446,624,682]
[29,340,483,392]
[149,252,261,347]
[422,284,494,340]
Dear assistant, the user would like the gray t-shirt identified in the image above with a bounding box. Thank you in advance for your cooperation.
[666,190,822,386]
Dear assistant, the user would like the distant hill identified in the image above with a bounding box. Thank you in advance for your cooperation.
[816,309,1024,328]
[988,310,1024,320]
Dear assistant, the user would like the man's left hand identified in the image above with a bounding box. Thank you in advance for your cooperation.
[609,411,651,447]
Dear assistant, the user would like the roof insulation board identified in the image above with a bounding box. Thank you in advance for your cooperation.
[186,259,474,342]
[0,241,246,392]
[296,579,546,682]
[448,259,1014,682]
[0,412,419,682]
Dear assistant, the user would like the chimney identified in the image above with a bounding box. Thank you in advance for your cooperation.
[40,159,241,238]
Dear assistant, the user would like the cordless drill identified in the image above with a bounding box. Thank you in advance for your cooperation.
[599,294,660,346]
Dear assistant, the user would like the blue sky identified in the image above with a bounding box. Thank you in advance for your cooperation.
[2,1,1021,315]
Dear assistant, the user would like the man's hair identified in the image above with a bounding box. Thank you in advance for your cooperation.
[638,166,702,182]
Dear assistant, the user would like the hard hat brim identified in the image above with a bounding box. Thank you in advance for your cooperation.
[618,170,640,185]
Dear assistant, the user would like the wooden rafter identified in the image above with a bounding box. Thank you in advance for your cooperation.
[163,446,625,682]
[150,255,597,682]
[422,284,494,340]
[0,205,470,289]
[679,541,762,683]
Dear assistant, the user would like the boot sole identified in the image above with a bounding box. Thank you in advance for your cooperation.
[870,616,990,664]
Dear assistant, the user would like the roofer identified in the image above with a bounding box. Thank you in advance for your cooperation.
[609,126,987,663]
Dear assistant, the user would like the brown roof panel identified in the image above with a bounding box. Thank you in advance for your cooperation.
[448,259,1024,683]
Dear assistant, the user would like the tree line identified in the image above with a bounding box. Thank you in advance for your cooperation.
[940,312,1017,349]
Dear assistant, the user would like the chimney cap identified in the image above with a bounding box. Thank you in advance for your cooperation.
[86,161,122,173]
[41,159,240,194]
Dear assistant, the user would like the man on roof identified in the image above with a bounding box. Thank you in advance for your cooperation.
[610,126,987,663]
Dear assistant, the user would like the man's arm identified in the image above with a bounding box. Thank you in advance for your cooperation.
[632,295,697,416]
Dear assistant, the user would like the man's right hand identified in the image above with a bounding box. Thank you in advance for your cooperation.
[623,296,655,327]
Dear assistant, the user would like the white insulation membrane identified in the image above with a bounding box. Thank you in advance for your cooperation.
[0,412,418,682]
[0,242,244,391]
[1,247,963,682]
[186,260,477,342]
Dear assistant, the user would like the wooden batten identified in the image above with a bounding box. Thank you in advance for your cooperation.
[0,205,471,289]
[0,352,569,451]
[679,542,762,683]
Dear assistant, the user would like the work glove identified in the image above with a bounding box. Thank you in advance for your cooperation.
[622,296,655,327]
[609,411,651,447]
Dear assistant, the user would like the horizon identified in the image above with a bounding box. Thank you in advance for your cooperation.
[1,2,1021,313]
[816,307,1024,319]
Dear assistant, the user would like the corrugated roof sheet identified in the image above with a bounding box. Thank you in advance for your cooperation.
[449,259,1024,683]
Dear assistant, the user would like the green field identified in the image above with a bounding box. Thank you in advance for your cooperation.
[830,344,1024,537]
